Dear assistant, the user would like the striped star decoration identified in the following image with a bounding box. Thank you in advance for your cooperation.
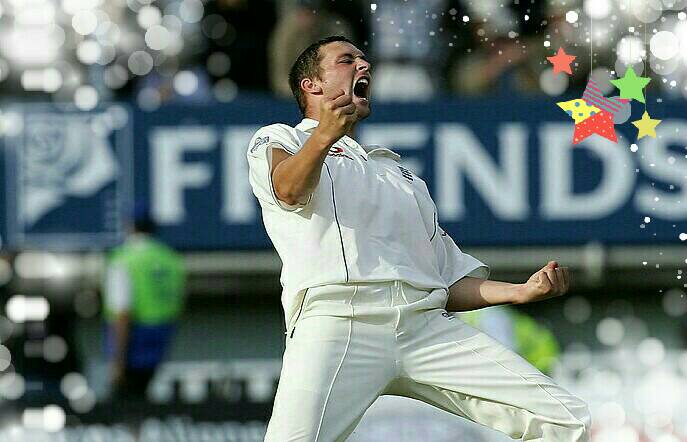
[558,78,623,145]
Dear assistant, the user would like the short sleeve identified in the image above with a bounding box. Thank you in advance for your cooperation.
[247,124,312,212]
[433,225,490,287]
[105,264,131,313]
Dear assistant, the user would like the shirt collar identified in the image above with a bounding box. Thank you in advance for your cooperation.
[295,118,360,148]
[295,118,319,133]
[294,118,401,160]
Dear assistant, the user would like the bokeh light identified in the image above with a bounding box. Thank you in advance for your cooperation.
[597,317,625,346]
[128,50,154,75]
[663,289,687,316]
[564,296,592,324]
[145,25,170,50]
[650,31,680,60]
[584,0,612,19]
[0,345,11,371]
[539,68,569,96]
[74,85,98,110]
[616,36,645,65]
[0,372,26,400]
[637,337,666,366]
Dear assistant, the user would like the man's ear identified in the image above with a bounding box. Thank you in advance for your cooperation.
[301,78,323,96]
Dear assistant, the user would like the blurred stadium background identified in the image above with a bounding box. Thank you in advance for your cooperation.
[0,0,686,440]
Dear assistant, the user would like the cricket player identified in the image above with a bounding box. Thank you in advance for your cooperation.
[247,36,590,441]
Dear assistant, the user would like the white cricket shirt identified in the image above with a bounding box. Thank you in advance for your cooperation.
[247,118,489,329]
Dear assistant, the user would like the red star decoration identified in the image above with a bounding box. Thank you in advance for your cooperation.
[572,110,617,145]
[547,47,576,76]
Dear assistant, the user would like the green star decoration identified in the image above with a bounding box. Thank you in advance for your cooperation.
[610,67,651,103]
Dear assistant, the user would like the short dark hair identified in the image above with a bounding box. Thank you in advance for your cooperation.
[288,35,355,116]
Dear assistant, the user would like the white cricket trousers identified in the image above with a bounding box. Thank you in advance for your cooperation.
[265,281,590,442]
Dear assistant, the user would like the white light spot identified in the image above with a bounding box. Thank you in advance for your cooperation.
[566,11,579,24]
[679,232,687,241]
[544,40,551,47]
[679,11,686,20]
[128,51,154,76]
[650,31,679,60]
[179,0,204,23]
[584,0,612,19]
[43,405,66,432]
[72,10,98,36]
[0,372,25,399]
[6,295,50,323]
[43,68,62,92]
[97,44,116,65]
[60,373,89,401]
[0,345,11,371]
[74,86,98,111]
[539,67,569,95]
[213,78,238,102]
[137,5,161,29]
[596,401,626,427]
[76,40,102,65]
[462,15,469,22]
[145,25,170,50]
[104,64,128,89]
[371,3,377,12]
[137,87,161,111]
[70,389,96,413]
[596,317,624,346]
[43,335,68,363]
[637,337,665,366]
[173,70,198,96]
[617,36,644,64]
[630,143,639,152]
[663,288,687,316]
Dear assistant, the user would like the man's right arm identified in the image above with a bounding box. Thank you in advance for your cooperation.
[271,89,357,206]
[270,132,334,206]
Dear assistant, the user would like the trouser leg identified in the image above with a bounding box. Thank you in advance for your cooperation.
[397,310,590,442]
[265,315,396,442]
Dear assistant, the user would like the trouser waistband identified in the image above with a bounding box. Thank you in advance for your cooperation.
[300,281,448,319]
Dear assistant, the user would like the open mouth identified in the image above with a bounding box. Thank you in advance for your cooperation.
[353,77,370,101]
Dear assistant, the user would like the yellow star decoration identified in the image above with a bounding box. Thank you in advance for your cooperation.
[632,111,661,139]
[557,99,601,124]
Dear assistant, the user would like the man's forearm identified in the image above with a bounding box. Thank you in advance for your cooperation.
[445,277,523,312]
[272,130,335,205]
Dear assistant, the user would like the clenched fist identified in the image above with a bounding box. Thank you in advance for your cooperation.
[516,261,570,304]
[313,89,358,145]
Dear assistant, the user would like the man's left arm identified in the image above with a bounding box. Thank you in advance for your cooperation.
[446,261,570,312]
[105,264,132,387]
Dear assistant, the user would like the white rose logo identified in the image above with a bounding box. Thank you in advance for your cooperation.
[20,114,119,227]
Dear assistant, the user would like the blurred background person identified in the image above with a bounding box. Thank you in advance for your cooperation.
[268,0,356,98]
[0,0,685,439]
[364,0,464,101]
[102,205,186,401]
[203,0,278,92]
[460,306,561,375]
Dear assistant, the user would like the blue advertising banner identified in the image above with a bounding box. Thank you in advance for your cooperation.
[1,95,685,251]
